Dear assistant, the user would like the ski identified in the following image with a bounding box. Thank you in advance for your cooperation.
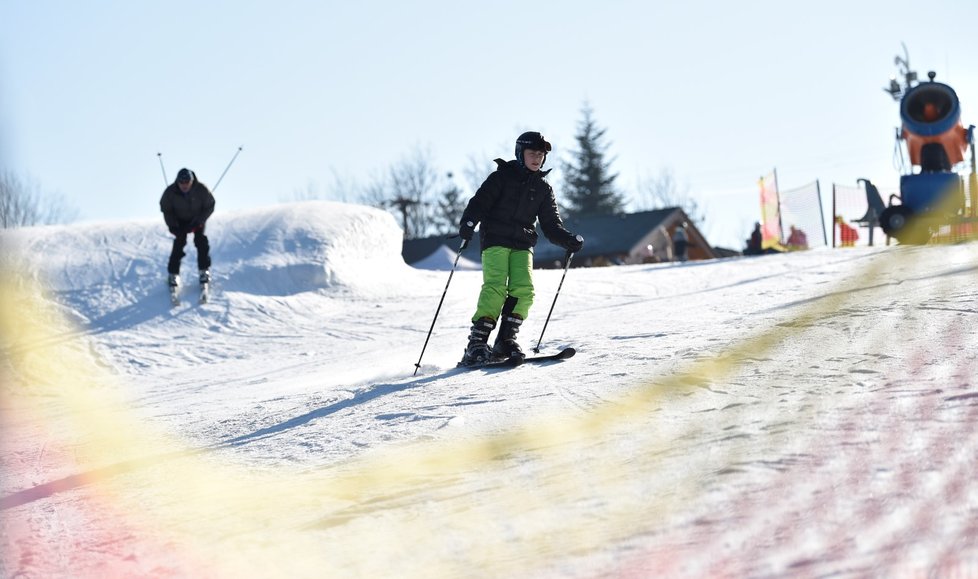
[458,347,576,370]
[169,283,209,305]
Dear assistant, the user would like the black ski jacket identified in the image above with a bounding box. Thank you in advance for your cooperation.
[461,159,577,251]
[159,177,216,234]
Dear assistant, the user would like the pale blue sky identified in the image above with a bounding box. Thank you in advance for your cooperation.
[2,0,976,248]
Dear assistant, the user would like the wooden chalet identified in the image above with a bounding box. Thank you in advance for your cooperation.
[402,207,718,270]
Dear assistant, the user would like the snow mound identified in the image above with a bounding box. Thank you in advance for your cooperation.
[216,201,413,296]
[1,201,418,315]
[411,244,481,271]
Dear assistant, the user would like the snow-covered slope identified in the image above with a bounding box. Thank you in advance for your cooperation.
[2,202,976,578]
[4,200,416,307]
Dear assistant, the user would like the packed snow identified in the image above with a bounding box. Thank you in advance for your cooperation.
[1,201,976,578]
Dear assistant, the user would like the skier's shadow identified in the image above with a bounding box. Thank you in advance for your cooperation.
[0,370,449,511]
[55,287,187,337]
[3,359,534,510]
[0,448,205,511]
[9,290,185,358]
[92,297,177,334]
[217,370,458,448]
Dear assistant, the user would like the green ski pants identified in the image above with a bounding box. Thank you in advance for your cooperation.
[472,247,534,322]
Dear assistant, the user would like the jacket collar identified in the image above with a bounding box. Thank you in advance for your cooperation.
[495,158,551,178]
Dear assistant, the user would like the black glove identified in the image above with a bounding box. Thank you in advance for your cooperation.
[565,234,584,253]
[459,219,476,241]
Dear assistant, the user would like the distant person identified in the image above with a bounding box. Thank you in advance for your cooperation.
[672,222,689,262]
[457,131,583,367]
[160,168,216,288]
[744,222,763,256]
[835,216,859,247]
[787,225,809,250]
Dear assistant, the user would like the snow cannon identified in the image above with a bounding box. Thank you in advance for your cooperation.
[880,69,976,244]
[900,79,969,169]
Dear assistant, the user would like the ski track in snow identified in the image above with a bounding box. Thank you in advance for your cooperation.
[2,201,977,578]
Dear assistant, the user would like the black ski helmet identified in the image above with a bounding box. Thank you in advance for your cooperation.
[515,131,552,169]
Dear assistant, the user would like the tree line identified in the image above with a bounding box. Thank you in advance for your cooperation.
[334,102,706,239]
[0,171,78,229]
[1,102,704,234]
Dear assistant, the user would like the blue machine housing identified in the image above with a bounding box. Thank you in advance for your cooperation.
[898,172,962,214]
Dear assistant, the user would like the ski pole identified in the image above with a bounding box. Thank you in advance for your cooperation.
[533,250,575,354]
[212,146,243,193]
[414,238,469,376]
[157,152,168,185]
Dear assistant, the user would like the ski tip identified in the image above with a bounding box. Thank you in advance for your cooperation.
[559,347,576,359]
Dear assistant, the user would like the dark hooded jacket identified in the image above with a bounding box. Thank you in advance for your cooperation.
[461,159,577,251]
[159,174,216,233]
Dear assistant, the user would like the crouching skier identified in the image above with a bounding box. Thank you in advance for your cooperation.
[457,131,583,367]
[160,168,216,299]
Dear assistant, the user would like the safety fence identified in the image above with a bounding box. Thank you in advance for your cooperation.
[831,182,895,247]
[833,175,978,246]
[2,246,977,577]
[778,180,828,249]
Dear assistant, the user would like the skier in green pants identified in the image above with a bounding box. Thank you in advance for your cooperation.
[457,131,584,366]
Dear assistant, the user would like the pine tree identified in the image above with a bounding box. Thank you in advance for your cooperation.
[560,104,626,218]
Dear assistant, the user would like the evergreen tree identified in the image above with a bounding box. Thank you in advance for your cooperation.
[560,104,626,218]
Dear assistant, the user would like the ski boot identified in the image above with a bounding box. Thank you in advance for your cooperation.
[198,270,211,304]
[491,314,525,364]
[459,317,495,367]
[168,273,180,306]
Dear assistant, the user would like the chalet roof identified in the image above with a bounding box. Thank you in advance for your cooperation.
[401,207,711,267]
[410,244,481,271]
[401,235,462,265]
[532,208,682,264]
